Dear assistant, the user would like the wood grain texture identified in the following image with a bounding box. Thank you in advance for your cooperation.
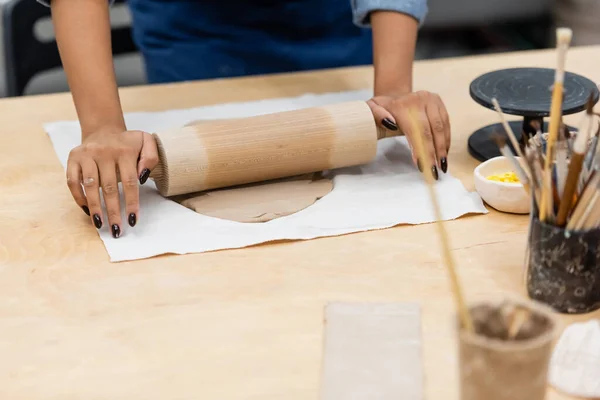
[2,46,600,400]
[151,101,381,196]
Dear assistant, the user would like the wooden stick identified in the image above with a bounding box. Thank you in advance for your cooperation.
[406,108,474,333]
[570,169,597,219]
[566,172,600,231]
[508,307,530,340]
[578,94,597,193]
[556,131,568,199]
[570,190,600,231]
[581,193,600,230]
[556,115,590,226]
[491,134,531,194]
[491,98,527,162]
[526,146,543,211]
[581,126,600,192]
[591,122,600,166]
[540,28,573,222]
[545,168,555,222]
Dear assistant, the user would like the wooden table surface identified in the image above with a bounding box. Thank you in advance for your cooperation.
[2,46,600,400]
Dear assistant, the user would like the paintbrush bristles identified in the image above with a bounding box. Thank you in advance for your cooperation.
[555,27,573,82]
[556,27,573,48]
[556,27,573,47]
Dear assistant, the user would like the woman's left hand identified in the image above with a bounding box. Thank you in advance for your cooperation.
[367,91,451,180]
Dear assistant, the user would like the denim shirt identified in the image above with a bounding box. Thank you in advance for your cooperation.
[37,0,428,27]
[37,0,428,83]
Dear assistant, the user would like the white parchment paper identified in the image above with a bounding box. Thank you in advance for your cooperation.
[44,89,488,262]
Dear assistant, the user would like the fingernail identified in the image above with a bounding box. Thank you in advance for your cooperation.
[81,205,90,216]
[417,159,423,172]
[128,213,137,227]
[93,214,102,229]
[441,157,448,173]
[111,224,121,238]
[139,168,151,185]
[432,166,439,181]
[382,118,398,131]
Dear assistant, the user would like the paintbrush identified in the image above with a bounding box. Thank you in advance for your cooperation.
[526,146,543,210]
[540,27,573,222]
[556,118,590,226]
[491,98,534,182]
[581,184,600,230]
[491,133,531,195]
[566,171,600,231]
[528,121,545,150]
[534,142,555,220]
[568,180,600,231]
[556,127,569,200]
[507,307,530,340]
[587,121,600,169]
[492,98,526,160]
[580,96,600,192]
[406,108,474,333]
[561,123,574,155]
[545,167,555,222]
[584,124,598,170]
[570,168,597,218]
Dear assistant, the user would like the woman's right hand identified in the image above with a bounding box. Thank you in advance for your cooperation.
[66,128,159,238]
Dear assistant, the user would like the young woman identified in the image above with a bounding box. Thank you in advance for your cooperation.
[41,0,451,238]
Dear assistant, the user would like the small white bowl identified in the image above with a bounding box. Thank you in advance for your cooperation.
[474,156,530,214]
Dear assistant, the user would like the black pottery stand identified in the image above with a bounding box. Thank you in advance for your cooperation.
[468,67,599,161]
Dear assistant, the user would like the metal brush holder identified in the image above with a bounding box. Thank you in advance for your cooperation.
[468,67,599,162]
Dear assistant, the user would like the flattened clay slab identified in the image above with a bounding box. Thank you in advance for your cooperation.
[320,302,423,400]
[172,173,333,223]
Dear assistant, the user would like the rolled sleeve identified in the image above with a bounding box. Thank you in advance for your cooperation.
[351,0,428,28]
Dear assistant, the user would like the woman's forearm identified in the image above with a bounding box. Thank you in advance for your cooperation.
[370,11,418,97]
[51,0,126,138]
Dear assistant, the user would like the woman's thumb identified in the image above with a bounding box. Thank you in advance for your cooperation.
[138,132,159,185]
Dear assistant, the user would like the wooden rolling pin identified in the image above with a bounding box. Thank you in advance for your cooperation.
[150,101,400,197]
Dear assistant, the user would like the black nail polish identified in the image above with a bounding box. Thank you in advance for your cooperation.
[111,224,121,238]
[382,118,398,131]
[128,213,137,227]
[81,205,90,216]
[432,166,439,181]
[417,159,423,172]
[139,168,151,185]
[93,214,102,229]
[441,157,448,173]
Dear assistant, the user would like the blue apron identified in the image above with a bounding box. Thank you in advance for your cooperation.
[126,0,373,83]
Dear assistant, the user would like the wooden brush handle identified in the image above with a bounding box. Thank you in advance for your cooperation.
[556,152,585,226]
[150,101,399,197]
